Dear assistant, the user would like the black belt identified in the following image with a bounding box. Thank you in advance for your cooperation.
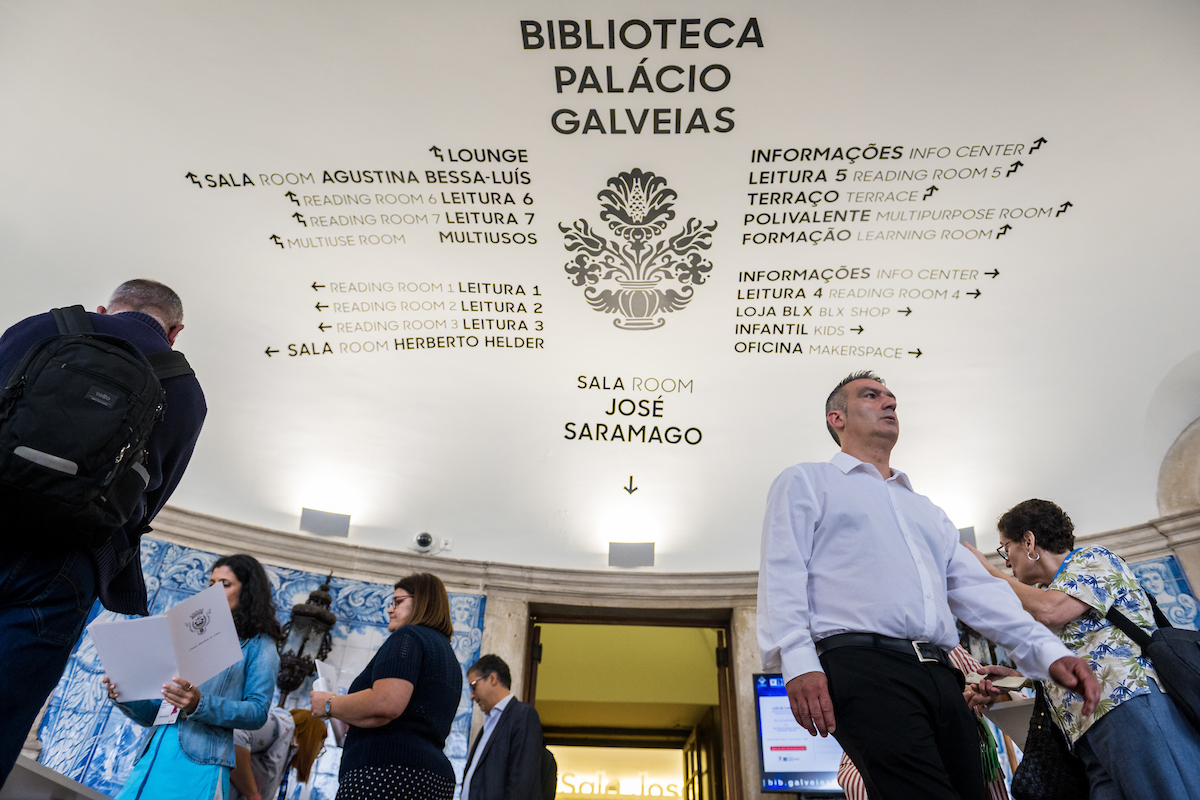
[815,632,953,669]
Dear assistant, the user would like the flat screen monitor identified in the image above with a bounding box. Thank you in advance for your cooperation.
[753,673,844,794]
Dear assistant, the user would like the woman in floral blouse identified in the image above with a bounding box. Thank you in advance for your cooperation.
[969,498,1200,800]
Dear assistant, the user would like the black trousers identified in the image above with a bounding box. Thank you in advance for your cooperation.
[820,646,985,800]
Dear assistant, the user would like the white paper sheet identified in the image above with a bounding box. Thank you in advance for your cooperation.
[89,583,243,702]
[313,658,347,747]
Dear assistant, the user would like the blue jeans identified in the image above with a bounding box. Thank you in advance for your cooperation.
[0,546,98,785]
[1076,680,1200,800]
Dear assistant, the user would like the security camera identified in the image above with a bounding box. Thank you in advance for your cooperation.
[412,532,434,553]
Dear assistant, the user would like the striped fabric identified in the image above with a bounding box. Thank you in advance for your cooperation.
[835,645,1010,800]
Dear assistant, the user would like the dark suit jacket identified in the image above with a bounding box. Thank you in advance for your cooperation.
[466,697,545,800]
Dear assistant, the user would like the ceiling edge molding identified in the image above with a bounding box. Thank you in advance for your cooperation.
[150,506,760,607]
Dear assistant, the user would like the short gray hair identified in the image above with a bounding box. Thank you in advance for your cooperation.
[108,279,184,328]
[825,370,885,445]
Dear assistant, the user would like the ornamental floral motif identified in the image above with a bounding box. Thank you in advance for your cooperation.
[560,168,716,330]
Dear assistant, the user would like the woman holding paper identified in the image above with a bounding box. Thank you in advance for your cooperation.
[969,500,1200,800]
[309,572,461,800]
[104,554,282,800]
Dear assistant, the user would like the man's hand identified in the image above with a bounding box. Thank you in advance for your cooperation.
[785,671,836,737]
[1048,655,1100,716]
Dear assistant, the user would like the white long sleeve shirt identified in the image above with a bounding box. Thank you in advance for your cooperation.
[757,452,1072,683]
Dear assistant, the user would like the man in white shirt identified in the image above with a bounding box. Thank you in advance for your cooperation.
[462,655,544,800]
[758,370,1099,800]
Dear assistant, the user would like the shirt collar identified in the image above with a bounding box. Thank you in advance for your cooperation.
[489,692,514,718]
[829,451,912,489]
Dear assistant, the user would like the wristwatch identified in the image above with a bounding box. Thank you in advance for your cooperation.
[324,697,333,718]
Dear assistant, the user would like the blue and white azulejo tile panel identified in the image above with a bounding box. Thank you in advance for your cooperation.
[36,538,486,800]
[1131,554,1199,630]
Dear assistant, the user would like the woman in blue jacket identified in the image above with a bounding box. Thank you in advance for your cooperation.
[104,554,282,800]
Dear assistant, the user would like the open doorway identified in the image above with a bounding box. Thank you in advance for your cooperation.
[524,606,742,800]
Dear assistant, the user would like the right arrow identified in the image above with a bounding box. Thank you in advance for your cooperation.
[908,348,923,358]
[984,269,1000,279]
[851,326,864,334]
[898,307,913,316]
[967,289,981,299]
[264,346,279,357]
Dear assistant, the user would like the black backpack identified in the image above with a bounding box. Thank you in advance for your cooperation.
[0,305,193,547]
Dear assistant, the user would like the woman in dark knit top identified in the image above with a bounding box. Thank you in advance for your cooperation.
[310,573,463,800]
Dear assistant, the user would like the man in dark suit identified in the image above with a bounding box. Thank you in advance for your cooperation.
[462,654,545,800]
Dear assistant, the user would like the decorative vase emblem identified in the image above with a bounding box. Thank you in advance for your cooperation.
[560,169,716,330]
[187,607,211,636]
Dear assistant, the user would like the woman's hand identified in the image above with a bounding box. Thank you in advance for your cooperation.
[162,677,201,714]
[102,676,120,702]
[309,690,333,719]
[965,664,1022,709]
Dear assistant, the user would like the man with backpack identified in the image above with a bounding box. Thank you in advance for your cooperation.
[0,279,206,784]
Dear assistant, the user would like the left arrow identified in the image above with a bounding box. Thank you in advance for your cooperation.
[624,476,638,495]
[318,322,331,332]
[312,282,325,291]
[264,346,279,357]
[315,302,328,311]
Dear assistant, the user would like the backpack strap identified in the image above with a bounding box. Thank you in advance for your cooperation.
[146,350,194,381]
[1105,604,1154,649]
[51,305,95,335]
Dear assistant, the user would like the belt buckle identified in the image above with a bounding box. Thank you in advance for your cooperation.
[912,640,938,663]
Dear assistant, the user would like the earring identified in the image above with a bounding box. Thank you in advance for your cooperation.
[1027,550,1041,562]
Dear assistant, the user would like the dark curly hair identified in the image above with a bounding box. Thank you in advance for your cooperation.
[996,499,1075,555]
[213,554,283,642]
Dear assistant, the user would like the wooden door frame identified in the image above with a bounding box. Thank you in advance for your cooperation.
[525,603,743,800]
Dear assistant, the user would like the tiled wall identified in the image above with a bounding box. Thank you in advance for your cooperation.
[36,538,486,799]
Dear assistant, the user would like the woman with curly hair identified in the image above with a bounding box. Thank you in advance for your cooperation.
[970,499,1200,799]
[104,554,282,800]
[310,572,461,800]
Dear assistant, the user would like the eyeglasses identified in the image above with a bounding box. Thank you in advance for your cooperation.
[995,543,1012,562]
[386,594,412,611]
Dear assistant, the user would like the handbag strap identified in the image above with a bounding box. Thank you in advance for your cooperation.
[1105,604,1154,649]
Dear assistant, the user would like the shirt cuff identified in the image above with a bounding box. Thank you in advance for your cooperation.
[781,645,824,683]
